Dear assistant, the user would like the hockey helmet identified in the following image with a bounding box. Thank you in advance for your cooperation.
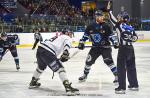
[62,29,68,34]
[117,11,130,22]
[62,28,74,37]
[95,10,103,17]
[0,32,7,37]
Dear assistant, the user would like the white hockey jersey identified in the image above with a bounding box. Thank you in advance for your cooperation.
[39,34,72,56]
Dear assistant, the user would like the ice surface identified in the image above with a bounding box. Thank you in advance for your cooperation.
[0,43,150,98]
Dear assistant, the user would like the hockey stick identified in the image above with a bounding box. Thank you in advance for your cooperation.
[69,45,115,59]
[0,49,9,62]
[70,45,114,56]
[73,45,114,48]
[3,49,9,56]
[69,43,115,59]
[69,49,80,59]
[33,49,81,64]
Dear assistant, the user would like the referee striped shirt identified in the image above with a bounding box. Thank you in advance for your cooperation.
[109,11,136,46]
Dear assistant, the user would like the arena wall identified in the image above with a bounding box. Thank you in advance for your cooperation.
[14,31,150,48]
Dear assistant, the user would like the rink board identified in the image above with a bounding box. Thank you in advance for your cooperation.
[8,31,150,48]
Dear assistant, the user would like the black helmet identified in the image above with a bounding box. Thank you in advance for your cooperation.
[62,28,72,34]
[62,28,74,37]
[1,32,7,37]
[117,11,130,21]
[95,10,103,16]
[62,30,67,34]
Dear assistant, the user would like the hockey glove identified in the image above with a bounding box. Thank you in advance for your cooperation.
[78,41,85,50]
[132,35,138,42]
[114,42,119,49]
[60,50,70,62]
[32,47,35,50]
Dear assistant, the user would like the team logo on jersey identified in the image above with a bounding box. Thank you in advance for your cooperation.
[91,34,101,43]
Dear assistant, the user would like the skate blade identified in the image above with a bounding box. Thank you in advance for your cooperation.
[17,68,20,71]
[28,86,40,89]
[75,91,80,95]
[129,88,139,91]
[16,68,20,72]
[16,66,20,71]
[78,79,86,83]
[66,91,80,96]
[115,91,126,94]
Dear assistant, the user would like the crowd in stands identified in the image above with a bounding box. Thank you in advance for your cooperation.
[18,0,82,17]
[0,0,150,32]
[1,0,93,32]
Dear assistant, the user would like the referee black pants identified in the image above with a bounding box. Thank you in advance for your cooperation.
[117,45,138,90]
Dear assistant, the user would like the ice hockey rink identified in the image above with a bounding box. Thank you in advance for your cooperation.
[0,42,150,98]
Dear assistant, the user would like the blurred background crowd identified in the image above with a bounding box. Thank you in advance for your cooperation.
[0,0,150,33]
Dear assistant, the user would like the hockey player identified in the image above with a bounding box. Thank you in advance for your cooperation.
[29,30,79,95]
[107,2,139,94]
[78,10,119,83]
[0,32,20,70]
[32,28,43,50]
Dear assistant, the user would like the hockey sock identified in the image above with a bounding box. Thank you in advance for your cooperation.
[109,64,117,76]
[57,68,68,82]
[83,65,91,75]
[14,57,19,65]
[33,67,44,79]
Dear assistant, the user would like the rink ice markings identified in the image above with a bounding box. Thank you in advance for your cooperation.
[0,44,150,97]
[62,52,104,96]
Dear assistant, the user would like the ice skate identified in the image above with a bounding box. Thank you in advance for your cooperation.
[78,74,87,82]
[16,64,20,71]
[115,87,126,94]
[29,77,41,89]
[128,85,139,91]
[63,80,79,96]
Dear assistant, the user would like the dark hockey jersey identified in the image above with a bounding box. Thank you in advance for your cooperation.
[0,34,18,48]
[80,22,117,46]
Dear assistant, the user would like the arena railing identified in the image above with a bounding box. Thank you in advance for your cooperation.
[0,24,86,33]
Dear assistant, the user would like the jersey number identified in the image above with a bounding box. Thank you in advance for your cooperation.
[44,36,58,42]
[121,31,134,42]
[50,36,58,42]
